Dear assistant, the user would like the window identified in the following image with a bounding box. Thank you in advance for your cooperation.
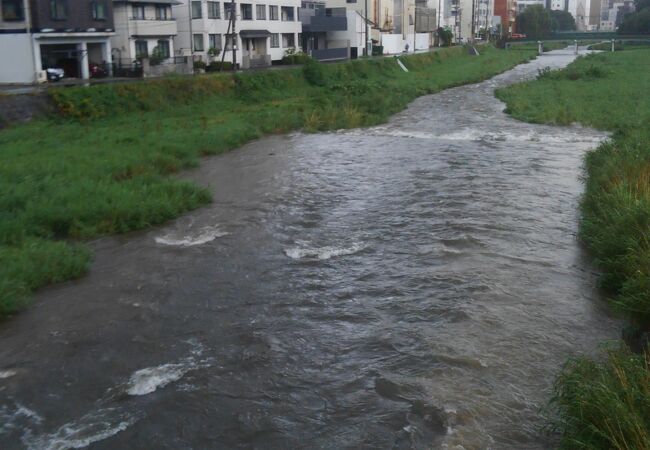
[270,33,279,47]
[207,1,220,18]
[281,32,294,48]
[132,4,145,19]
[50,0,67,20]
[156,40,170,58]
[256,4,265,19]
[281,6,294,21]
[193,33,204,51]
[224,2,235,19]
[209,33,222,50]
[346,0,356,3]
[135,40,148,58]
[2,0,25,20]
[90,0,106,20]
[191,0,202,18]
[240,3,252,19]
[156,5,170,20]
[269,5,278,20]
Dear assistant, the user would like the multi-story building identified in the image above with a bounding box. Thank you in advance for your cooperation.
[112,0,179,63]
[299,1,350,60]
[173,0,301,68]
[0,0,114,83]
[493,0,515,35]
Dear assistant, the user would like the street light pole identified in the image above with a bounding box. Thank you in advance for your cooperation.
[437,0,442,46]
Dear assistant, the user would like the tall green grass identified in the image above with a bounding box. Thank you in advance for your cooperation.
[0,46,536,316]
[497,49,650,448]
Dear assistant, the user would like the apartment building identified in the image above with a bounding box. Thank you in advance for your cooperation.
[112,0,179,63]
[0,0,114,83]
[174,0,301,68]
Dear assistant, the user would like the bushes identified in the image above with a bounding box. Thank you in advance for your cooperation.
[552,346,650,450]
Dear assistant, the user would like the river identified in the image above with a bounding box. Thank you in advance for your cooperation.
[0,49,620,449]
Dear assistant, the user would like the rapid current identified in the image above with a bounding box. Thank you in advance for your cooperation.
[0,48,620,449]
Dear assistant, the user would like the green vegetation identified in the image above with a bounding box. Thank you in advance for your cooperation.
[496,49,650,448]
[552,345,650,449]
[619,0,650,33]
[0,46,536,316]
[550,10,577,31]
[516,5,553,38]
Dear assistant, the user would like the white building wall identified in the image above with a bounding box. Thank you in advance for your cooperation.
[0,34,35,83]
[174,0,301,64]
[328,11,365,56]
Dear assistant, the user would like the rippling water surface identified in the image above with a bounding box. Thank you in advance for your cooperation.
[0,49,621,449]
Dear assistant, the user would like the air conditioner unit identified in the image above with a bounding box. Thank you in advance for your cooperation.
[36,70,47,83]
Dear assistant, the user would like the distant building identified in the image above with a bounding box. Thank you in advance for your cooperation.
[493,0,516,35]
[0,0,114,83]
[111,0,180,64]
[299,0,350,60]
[173,0,302,68]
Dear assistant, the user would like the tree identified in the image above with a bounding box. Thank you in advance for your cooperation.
[618,0,650,32]
[550,10,576,31]
[437,27,453,46]
[516,5,552,38]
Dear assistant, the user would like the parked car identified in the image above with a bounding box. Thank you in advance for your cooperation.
[510,33,527,39]
[45,67,65,82]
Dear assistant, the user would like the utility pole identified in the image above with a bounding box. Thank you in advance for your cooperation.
[364,0,369,55]
[437,0,442,46]
[188,0,194,57]
[413,0,417,52]
[231,0,237,69]
[471,0,476,41]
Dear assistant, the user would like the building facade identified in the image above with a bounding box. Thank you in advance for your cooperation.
[112,0,180,64]
[173,0,301,68]
[0,0,114,83]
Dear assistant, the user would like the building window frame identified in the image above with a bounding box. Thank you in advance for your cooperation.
[50,0,68,20]
[193,33,205,51]
[281,6,294,21]
[209,33,222,51]
[132,4,145,19]
[90,0,107,20]
[156,39,170,58]
[270,33,279,47]
[255,4,266,20]
[135,40,148,59]
[191,0,202,19]
[240,3,253,20]
[269,5,278,20]
[281,32,295,48]
[207,1,220,19]
[155,5,171,20]
[1,0,25,20]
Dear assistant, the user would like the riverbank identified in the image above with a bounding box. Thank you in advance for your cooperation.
[496,49,650,448]
[0,46,537,316]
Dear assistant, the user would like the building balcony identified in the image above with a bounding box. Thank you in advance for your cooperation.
[128,18,177,36]
[300,8,347,32]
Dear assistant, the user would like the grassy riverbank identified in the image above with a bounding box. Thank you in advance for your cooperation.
[497,49,650,448]
[0,46,536,316]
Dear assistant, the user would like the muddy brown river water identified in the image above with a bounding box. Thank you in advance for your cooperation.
[0,49,620,449]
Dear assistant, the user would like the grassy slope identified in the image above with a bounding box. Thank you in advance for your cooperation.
[0,46,536,316]
[497,50,650,449]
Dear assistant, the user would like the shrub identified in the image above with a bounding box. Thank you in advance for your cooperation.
[303,58,327,86]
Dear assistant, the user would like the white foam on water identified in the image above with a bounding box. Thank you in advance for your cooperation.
[154,227,229,247]
[125,363,193,396]
[284,242,365,260]
[0,370,17,379]
[24,408,138,450]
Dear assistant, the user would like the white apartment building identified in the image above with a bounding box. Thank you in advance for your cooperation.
[112,0,180,63]
[174,0,301,68]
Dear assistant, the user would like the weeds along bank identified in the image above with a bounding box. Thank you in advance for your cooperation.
[497,49,650,449]
[0,47,536,316]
